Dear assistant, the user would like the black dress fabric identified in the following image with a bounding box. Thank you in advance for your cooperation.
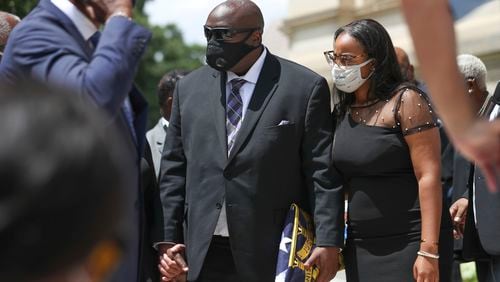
[333,87,453,281]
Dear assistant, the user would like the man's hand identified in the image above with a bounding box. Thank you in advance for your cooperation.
[449,198,468,239]
[304,246,341,282]
[157,243,188,282]
[453,120,500,193]
[85,0,133,25]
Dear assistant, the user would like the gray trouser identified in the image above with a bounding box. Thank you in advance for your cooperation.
[477,256,500,282]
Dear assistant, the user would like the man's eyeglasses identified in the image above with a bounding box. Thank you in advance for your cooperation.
[323,50,365,67]
[204,25,259,41]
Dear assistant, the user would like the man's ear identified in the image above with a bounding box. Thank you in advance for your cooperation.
[166,97,173,109]
[369,59,376,71]
[251,30,263,45]
[466,78,476,92]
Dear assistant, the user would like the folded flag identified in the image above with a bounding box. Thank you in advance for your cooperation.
[275,204,318,282]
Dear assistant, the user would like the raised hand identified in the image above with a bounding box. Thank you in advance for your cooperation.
[83,0,133,25]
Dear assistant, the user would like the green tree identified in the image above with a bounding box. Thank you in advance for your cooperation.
[133,12,205,127]
[1,0,37,18]
[0,0,205,128]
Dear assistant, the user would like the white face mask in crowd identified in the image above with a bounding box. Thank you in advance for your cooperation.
[331,59,374,93]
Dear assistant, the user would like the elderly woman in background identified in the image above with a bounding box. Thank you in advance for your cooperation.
[450,54,490,221]
[457,54,490,115]
[450,54,494,282]
[326,19,452,281]
[401,0,500,193]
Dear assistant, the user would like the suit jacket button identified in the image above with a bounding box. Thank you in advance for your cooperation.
[216,203,222,209]
[223,170,231,178]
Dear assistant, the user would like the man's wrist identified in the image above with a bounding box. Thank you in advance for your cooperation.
[106,10,132,24]
[153,242,175,252]
[316,246,342,252]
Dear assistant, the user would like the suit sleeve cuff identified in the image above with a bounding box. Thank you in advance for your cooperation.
[153,241,176,251]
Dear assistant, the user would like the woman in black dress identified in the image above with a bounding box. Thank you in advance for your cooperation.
[325,19,453,281]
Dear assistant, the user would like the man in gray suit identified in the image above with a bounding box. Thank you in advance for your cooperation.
[156,1,344,281]
[147,70,188,178]
[453,80,500,282]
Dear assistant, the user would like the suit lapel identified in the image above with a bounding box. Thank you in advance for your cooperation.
[154,121,165,154]
[124,85,148,156]
[209,70,229,160]
[226,54,280,165]
[39,0,90,56]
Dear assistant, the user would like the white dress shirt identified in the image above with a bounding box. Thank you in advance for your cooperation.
[214,48,268,237]
[160,117,169,129]
[225,48,268,122]
[51,0,97,41]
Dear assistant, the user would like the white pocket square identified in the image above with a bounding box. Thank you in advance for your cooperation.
[278,120,291,126]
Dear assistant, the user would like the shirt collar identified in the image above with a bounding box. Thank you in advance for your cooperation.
[160,117,169,128]
[51,0,98,41]
[226,47,267,85]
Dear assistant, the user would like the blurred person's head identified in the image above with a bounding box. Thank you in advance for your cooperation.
[0,11,21,54]
[457,54,489,113]
[394,46,415,82]
[204,0,264,75]
[157,70,189,121]
[327,18,403,118]
[0,82,132,282]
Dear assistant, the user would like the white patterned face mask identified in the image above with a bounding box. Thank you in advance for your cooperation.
[331,59,374,93]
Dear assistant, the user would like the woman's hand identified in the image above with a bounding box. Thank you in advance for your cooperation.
[449,198,468,239]
[413,255,439,282]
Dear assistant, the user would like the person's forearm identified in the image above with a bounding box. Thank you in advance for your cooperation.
[401,0,475,139]
[418,176,442,254]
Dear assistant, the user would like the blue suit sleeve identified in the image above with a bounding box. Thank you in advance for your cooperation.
[4,16,151,116]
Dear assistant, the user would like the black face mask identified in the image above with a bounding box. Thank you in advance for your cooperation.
[205,34,260,71]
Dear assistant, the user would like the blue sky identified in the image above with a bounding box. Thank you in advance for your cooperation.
[144,0,288,44]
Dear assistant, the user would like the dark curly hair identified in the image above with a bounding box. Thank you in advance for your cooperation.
[333,19,404,121]
[157,70,190,106]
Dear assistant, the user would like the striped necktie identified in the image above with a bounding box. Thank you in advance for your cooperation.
[88,31,101,52]
[226,78,246,154]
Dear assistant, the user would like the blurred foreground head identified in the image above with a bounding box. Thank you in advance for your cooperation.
[0,82,133,281]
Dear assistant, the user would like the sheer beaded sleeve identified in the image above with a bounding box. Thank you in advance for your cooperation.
[395,88,438,136]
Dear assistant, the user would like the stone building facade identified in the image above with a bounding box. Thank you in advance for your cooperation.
[281,0,500,91]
